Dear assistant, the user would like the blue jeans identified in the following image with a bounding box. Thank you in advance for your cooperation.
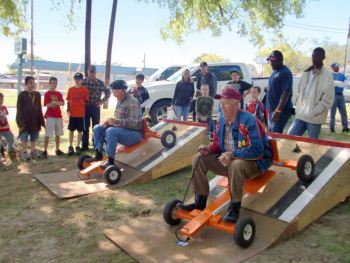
[18,131,39,142]
[330,94,348,129]
[0,131,15,151]
[268,108,292,133]
[287,118,321,139]
[83,104,101,148]
[93,124,143,158]
[174,104,190,121]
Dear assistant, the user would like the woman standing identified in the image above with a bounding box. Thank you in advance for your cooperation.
[172,69,194,121]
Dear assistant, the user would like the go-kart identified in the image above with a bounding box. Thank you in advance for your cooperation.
[76,120,177,185]
[163,139,316,248]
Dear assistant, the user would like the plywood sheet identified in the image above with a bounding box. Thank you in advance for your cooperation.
[34,163,144,199]
[105,209,288,263]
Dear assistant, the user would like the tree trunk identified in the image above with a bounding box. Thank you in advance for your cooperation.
[30,0,34,77]
[85,0,92,77]
[104,0,118,109]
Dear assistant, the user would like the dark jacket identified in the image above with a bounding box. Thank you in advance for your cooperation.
[172,81,195,106]
[197,72,217,97]
[16,90,45,133]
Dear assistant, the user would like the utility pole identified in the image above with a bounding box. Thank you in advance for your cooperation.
[15,38,27,94]
[143,53,146,68]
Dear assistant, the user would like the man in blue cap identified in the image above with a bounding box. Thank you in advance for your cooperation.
[329,62,349,133]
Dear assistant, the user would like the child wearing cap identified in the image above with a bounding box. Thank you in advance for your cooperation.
[129,73,149,115]
[245,86,265,122]
[0,92,16,160]
[66,73,89,156]
[196,84,214,139]
[16,76,45,161]
[42,77,65,158]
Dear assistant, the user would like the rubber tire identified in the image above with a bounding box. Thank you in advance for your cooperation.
[163,199,182,226]
[150,100,171,124]
[234,216,256,248]
[160,130,177,148]
[77,155,92,170]
[104,165,122,185]
[296,154,315,183]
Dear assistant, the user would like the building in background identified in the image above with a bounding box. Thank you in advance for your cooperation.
[2,60,157,90]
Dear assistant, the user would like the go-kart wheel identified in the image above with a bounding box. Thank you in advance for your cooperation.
[77,170,90,181]
[234,216,256,248]
[161,130,176,148]
[104,165,122,185]
[296,154,315,183]
[163,199,182,226]
[77,155,92,170]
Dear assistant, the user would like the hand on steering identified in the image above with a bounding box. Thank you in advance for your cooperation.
[197,145,210,156]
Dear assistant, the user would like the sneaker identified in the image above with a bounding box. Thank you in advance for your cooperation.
[30,150,41,159]
[68,146,74,156]
[99,160,110,170]
[21,151,30,161]
[75,146,82,156]
[330,128,336,133]
[55,149,64,156]
[342,128,350,133]
[42,151,48,159]
[81,146,89,151]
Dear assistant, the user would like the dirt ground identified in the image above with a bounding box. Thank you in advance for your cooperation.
[0,153,349,263]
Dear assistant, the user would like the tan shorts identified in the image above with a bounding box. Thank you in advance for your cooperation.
[45,117,64,137]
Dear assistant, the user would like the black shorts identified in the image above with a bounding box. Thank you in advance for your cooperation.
[68,117,84,132]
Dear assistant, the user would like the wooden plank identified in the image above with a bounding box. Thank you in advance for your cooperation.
[104,209,288,263]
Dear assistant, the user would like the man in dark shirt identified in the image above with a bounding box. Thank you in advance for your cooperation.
[227,70,253,109]
[82,65,111,150]
[196,62,217,97]
[266,51,293,133]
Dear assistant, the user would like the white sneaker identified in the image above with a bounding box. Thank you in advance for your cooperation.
[21,151,30,161]
[30,150,41,159]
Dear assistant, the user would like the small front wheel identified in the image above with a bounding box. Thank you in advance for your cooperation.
[161,130,177,148]
[234,216,256,248]
[77,155,92,170]
[104,165,122,185]
[163,199,182,226]
[296,154,315,183]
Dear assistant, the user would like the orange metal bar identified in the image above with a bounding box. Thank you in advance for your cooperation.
[80,160,104,175]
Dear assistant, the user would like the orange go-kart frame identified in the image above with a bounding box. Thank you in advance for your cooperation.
[174,139,297,239]
[78,119,163,178]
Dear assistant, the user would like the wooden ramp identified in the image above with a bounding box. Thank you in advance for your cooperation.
[34,120,208,198]
[104,136,350,262]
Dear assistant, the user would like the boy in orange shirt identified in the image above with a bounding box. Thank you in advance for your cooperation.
[66,73,89,156]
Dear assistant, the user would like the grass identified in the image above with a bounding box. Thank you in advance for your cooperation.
[0,88,18,107]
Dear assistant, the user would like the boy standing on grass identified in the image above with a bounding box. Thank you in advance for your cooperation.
[196,84,214,139]
[42,77,65,158]
[129,73,149,115]
[16,76,45,161]
[0,92,16,160]
[245,86,266,122]
[66,73,89,156]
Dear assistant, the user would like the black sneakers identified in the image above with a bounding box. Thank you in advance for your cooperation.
[55,149,64,156]
[68,146,74,156]
[75,146,82,156]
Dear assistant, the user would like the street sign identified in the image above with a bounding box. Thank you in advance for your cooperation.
[14,38,27,55]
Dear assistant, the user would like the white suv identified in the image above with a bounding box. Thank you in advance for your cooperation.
[143,62,252,123]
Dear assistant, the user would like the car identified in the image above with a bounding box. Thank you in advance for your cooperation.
[149,65,184,82]
[144,62,252,123]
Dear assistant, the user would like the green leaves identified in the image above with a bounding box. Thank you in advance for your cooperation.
[144,0,308,46]
[0,0,27,37]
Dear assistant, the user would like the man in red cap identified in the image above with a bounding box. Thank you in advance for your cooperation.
[178,85,273,222]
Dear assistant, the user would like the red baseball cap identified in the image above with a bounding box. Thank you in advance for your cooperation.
[214,87,241,101]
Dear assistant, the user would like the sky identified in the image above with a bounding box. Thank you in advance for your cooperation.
[0,0,349,72]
